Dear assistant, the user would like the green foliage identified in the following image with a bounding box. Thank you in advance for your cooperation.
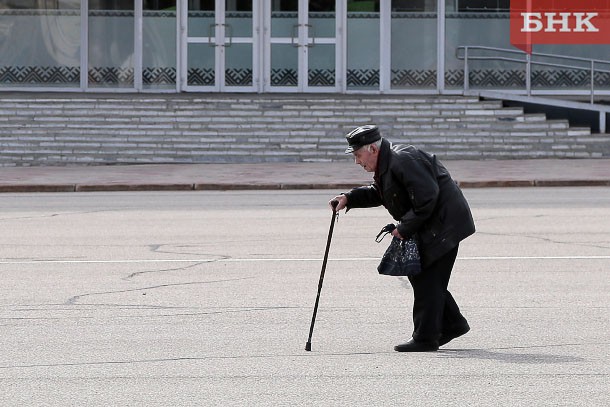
[347,1,376,12]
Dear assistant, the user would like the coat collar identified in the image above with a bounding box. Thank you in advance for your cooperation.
[375,138,391,179]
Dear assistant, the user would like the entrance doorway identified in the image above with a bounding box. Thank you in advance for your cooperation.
[263,0,341,92]
[180,0,258,92]
[180,0,342,92]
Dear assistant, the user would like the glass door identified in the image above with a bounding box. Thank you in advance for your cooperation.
[389,0,437,90]
[264,0,340,92]
[346,1,380,91]
[88,1,135,88]
[306,1,338,91]
[182,0,256,92]
[224,1,257,91]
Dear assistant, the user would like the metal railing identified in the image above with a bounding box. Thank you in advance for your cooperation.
[456,46,610,133]
[456,45,610,103]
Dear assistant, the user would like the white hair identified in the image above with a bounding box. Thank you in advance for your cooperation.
[365,139,382,152]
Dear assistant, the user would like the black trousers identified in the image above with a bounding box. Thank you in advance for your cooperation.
[407,245,468,342]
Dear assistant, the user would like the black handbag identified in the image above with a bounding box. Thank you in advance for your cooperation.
[376,224,422,277]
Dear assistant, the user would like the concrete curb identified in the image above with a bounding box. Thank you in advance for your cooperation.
[74,183,194,192]
[1,179,609,193]
[0,184,77,193]
[457,179,610,188]
[1,160,608,193]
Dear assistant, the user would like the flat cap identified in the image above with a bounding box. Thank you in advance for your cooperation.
[344,125,381,154]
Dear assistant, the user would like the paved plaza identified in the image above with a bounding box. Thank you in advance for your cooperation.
[0,159,609,192]
[0,188,608,406]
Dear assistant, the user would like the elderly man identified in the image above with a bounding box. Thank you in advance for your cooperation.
[330,125,475,352]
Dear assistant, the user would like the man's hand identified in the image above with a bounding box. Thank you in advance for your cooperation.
[391,228,404,240]
[329,195,347,211]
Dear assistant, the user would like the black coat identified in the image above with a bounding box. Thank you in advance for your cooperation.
[344,139,475,267]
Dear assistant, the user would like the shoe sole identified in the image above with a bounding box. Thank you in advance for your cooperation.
[394,346,438,352]
[438,325,470,347]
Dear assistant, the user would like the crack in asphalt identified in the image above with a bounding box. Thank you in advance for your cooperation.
[64,276,255,305]
[0,305,300,323]
[0,209,114,222]
[6,303,191,311]
[147,305,299,318]
[148,243,213,257]
[1,341,608,370]
[476,231,610,250]
[122,261,208,281]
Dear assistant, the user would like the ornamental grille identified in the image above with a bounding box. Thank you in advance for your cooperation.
[0,66,608,89]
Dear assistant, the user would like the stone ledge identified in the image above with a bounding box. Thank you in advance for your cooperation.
[74,183,194,192]
[0,184,76,192]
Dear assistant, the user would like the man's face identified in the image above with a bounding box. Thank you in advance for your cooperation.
[353,145,379,173]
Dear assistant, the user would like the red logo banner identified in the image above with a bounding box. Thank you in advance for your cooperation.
[510,0,610,53]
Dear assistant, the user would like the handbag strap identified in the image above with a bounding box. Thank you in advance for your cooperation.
[375,223,396,243]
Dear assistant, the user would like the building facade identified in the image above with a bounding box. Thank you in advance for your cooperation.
[1,0,609,95]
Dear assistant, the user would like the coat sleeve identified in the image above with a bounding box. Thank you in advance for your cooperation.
[393,155,439,238]
[343,183,382,210]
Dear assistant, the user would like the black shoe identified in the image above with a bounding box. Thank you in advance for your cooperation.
[439,323,470,346]
[394,338,439,352]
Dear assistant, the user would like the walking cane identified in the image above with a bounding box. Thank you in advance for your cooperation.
[305,200,339,352]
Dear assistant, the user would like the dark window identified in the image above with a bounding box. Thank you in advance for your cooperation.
[347,0,380,12]
[144,0,176,10]
[88,1,135,10]
[458,0,510,12]
[392,0,426,12]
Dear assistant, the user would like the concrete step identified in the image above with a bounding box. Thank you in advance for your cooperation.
[0,119,573,133]
[0,94,606,165]
[0,104,511,118]
[0,95,486,105]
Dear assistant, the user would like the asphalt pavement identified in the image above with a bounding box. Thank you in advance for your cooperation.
[0,158,609,192]
[1,189,608,406]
